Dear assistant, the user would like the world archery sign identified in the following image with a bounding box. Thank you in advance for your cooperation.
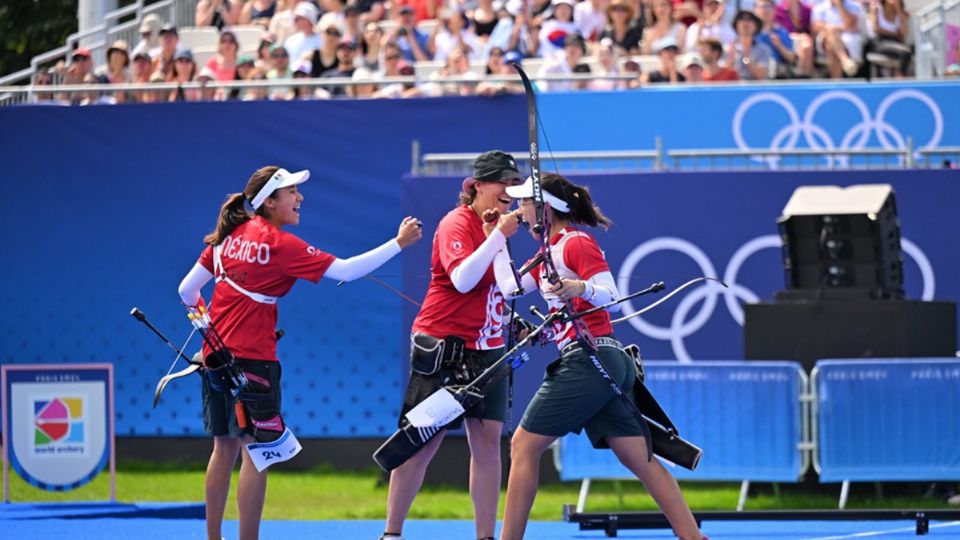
[616,236,935,363]
[2,364,115,501]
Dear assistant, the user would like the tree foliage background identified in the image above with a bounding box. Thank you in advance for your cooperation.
[0,0,79,79]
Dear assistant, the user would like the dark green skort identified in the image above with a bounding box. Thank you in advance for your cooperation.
[520,341,646,448]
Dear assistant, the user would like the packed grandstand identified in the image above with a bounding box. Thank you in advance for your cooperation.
[4,0,959,105]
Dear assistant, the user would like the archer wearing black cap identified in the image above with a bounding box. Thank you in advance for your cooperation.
[469,150,521,182]
[380,150,525,540]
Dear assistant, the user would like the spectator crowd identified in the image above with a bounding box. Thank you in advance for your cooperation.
[26,0,960,104]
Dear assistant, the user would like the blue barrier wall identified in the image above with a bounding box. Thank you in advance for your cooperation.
[403,170,959,363]
[555,361,805,482]
[1,80,957,439]
[0,97,528,438]
[815,359,960,482]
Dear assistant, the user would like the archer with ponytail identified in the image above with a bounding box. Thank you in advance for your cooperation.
[490,173,706,540]
[178,165,422,540]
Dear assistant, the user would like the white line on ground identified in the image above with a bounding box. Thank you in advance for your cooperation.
[797,520,960,540]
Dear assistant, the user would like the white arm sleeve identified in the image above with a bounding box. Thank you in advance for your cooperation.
[493,248,536,298]
[448,228,507,293]
[323,238,402,282]
[579,270,622,312]
[178,263,214,306]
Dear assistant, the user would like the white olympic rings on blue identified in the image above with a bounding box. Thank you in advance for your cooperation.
[732,89,943,168]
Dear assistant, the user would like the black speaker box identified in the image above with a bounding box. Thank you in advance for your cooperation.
[778,184,903,299]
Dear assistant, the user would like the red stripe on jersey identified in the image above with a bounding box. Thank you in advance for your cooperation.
[412,205,504,349]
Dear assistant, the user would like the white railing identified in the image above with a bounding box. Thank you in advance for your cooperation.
[417,144,960,173]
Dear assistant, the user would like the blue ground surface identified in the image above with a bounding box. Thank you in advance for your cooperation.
[2,503,959,539]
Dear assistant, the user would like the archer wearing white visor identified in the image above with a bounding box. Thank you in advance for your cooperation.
[491,172,706,540]
[177,165,422,540]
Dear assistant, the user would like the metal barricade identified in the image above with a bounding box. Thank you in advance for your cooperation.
[813,358,960,508]
[553,361,810,512]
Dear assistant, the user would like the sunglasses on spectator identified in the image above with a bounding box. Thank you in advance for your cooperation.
[385,54,401,60]
[176,57,193,63]
[490,51,504,57]
[271,51,288,58]
[326,29,342,36]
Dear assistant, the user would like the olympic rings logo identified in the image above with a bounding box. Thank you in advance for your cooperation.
[732,89,943,168]
[616,236,935,363]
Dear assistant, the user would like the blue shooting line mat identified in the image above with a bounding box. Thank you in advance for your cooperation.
[2,504,960,539]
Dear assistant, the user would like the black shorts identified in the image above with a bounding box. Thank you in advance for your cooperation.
[398,347,507,430]
[202,358,282,438]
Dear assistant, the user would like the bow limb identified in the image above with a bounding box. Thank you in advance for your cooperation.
[153,362,202,408]
[611,277,727,325]
[512,63,546,236]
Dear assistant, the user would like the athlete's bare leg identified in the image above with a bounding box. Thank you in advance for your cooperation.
[500,428,557,540]
[206,436,242,540]
[238,437,268,540]
[384,431,447,535]
[608,435,704,540]
[465,418,504,539]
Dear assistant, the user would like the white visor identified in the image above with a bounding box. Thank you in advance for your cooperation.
[250,168,310,210]
[504,176,570,213]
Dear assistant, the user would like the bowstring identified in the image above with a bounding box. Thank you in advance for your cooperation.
[165,326,197,377]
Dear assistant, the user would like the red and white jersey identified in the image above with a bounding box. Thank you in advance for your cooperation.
[413,205,504,350]
[529,227,614,350]
[198,215,335,360]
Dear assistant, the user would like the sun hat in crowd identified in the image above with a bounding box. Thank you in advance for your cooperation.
[293,1,320,25]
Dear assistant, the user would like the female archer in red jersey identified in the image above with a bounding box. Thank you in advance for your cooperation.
[178,165,421,540]
[492,173,705,540]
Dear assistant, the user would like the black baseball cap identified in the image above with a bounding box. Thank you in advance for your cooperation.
[462,150,521,192]
[473,150,520,181]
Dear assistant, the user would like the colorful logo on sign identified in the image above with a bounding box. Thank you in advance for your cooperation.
[34,397,84,449]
